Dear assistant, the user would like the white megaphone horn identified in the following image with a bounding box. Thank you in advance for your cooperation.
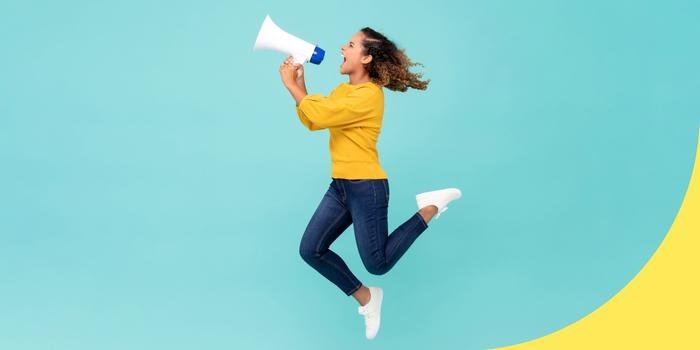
[253,15,325,65]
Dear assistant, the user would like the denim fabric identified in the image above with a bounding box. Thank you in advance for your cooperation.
[299,178,429,296]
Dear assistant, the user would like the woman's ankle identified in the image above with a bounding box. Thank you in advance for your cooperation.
[352,285,371,306]
[419,205,438,223]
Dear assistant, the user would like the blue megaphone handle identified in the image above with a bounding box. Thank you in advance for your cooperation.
[309,46,325,65]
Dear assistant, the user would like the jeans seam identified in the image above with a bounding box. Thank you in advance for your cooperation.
[314,208,349,255]
[320,254,361,293]
[327,190,345,208]
[373,193,386,270]
[339,180,347,201]
[382,179,388,201]
[331,180,346,205]
[372,181,376,204]
[386,215,426,260]
[312,208,359,292]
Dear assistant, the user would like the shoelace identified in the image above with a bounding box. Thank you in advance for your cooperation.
[358,306,373,317]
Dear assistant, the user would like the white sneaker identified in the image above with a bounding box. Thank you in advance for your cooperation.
[415,188,462,220]
[357,286,383,340]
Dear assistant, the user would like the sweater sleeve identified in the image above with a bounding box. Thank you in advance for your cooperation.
[295,85,376,131]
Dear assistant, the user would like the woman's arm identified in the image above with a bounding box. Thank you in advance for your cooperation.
[287,83,307,106]
[295,63,307,95]
[295,85,379,130]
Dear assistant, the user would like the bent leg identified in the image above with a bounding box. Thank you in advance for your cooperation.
[299,185,363,296]
[347,179,429,275]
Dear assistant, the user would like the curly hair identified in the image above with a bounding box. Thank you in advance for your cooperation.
[359,27,430,92]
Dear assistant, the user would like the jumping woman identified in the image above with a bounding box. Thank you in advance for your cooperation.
[279,28,462,340]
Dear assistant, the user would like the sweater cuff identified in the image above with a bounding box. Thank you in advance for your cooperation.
[296,94,311,109]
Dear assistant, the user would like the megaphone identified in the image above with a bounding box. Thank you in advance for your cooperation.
[253,15,325,65]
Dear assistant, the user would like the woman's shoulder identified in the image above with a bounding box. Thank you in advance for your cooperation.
[339,81,383,90]
[337,82,383,99]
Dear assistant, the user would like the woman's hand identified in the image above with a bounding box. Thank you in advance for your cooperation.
[279,56,303,88]
[280,56,308,106]
[293,59,305,86]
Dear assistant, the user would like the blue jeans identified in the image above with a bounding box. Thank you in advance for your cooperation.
[299,178,429,296]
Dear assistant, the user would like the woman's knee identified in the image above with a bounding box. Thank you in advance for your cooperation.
[299,241,320,262]
[364,262,389,275]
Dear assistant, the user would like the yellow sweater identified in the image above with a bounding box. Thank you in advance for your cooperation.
[296,81,388,179]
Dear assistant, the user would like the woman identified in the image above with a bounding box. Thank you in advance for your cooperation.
[279,27,462,340]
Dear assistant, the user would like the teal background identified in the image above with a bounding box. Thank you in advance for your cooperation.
[1,0,698,349]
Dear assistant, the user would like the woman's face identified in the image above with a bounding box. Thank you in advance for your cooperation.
[340,31,373,75]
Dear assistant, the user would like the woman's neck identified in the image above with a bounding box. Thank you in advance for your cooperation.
[348,70,371,85]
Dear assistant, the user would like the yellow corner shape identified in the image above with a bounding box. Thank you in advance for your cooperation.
[495,128,700,349]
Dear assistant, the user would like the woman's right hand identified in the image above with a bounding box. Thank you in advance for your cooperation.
[283,56,305,86]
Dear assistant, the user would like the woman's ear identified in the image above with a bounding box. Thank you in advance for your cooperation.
[361,54,373,65]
